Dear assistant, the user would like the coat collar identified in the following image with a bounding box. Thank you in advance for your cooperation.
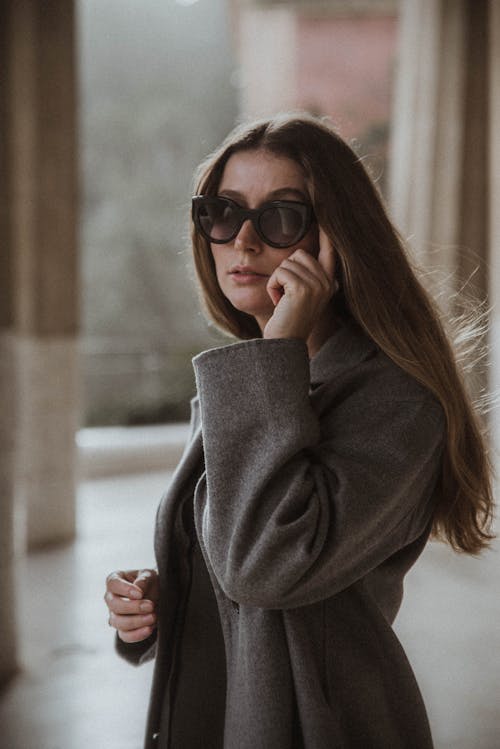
[309,317,378,387]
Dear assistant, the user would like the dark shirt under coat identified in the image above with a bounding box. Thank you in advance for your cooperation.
[115,317,446,748]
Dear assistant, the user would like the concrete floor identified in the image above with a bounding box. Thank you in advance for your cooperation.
[0,471,165,749]
[0,469,499,748]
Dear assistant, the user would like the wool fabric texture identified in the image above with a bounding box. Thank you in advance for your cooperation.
[115,318,445,748]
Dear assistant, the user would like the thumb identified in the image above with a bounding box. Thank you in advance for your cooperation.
[133,569,157,596]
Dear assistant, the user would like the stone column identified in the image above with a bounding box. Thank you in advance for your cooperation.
[389,0,492,414]
[0,333,18,685]
[489,0,500,461]
[389,0,490,313]
[237,4,297,118]
[0,274,18,683]
[0,0,20,686]
[6,0,79,550]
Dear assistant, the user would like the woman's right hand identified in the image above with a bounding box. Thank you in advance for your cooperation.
[104,568,159,643]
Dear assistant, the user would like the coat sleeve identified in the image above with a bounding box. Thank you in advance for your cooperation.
[192,337,446,610]
[114,629,157,665]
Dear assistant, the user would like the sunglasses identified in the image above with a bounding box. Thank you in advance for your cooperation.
[192,195,315,249]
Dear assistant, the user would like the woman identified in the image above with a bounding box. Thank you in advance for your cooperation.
[104,113,494,749]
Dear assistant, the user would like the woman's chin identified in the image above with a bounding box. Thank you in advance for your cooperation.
[227,292,273,321]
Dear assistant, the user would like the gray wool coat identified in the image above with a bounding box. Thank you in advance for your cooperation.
[115,317,446,749]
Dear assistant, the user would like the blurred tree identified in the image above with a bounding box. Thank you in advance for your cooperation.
[79,0,238,424]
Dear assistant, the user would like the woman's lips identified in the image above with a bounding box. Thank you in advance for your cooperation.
[229,271,268,284]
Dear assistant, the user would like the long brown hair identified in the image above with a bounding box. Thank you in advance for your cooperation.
[190,112,494,555]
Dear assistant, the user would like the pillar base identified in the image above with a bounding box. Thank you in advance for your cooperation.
[0,332,19,684]
[16,335,79,550]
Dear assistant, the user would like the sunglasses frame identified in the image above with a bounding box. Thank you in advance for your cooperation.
[192,195,315,249]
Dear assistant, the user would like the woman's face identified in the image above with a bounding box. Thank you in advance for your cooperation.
[210,148,319,331]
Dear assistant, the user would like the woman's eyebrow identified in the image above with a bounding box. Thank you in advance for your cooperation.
[268,187,308,200]
[218,187,308,201]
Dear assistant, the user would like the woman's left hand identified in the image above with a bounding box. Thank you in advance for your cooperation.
[263,227,337,342]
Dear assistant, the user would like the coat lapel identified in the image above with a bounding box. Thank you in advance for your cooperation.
[154,419,204,563]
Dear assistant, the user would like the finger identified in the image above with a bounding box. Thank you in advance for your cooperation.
[106,571,144,600]
[317,227,336,281]
[133,569,156,592]
[266,264,319,301]
[109,611,157,632]
[266,275,284,306]
[286,248,328,276]
[266,265,300,306]
[134,569,160,604]
[106,570,139,584]
[105,590,155,615]
[118,626,155,644]
[280,253,330,290]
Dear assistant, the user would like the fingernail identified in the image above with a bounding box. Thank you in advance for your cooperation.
[129,588,142,599]
[140,601,153,612]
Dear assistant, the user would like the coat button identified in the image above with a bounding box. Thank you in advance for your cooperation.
[152,733,159,741]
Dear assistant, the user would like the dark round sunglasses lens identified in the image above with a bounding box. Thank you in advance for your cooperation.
[198,201,238,241]
[260,206,306,245]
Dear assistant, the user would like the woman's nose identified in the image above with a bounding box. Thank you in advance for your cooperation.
[234,218,264,253]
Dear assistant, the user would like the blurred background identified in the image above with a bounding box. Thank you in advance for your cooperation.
[1,0,499,747]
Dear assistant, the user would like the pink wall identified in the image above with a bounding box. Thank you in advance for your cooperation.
[295,16,397,141]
